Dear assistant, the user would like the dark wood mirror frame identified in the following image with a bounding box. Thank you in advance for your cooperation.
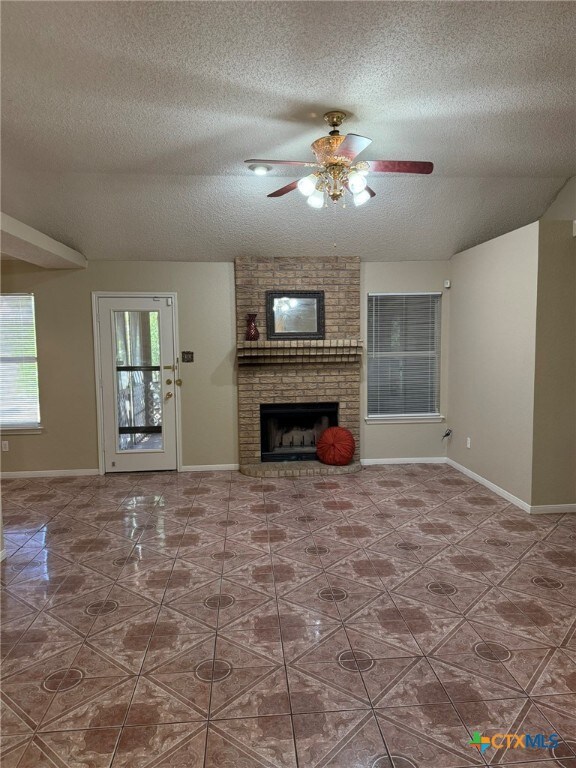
[265,290,325,340]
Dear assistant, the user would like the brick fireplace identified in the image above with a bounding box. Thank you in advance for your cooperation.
[235,255,362,477]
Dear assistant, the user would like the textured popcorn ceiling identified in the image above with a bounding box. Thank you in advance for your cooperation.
[1,1,575,262]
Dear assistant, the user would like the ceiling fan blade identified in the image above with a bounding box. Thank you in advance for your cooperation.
[245,159,317,167]
[337,134,372,161]
[367,160,434,174]
[267,181,299,198]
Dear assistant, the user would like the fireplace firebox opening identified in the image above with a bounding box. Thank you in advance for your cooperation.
[260,402,338,462]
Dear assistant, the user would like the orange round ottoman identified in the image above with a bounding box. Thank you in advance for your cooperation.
[316,426,356,466]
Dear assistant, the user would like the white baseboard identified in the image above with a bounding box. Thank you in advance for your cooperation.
[529,503,576,515]
[446,458,530,512]
[1,469,99,479]
[2,466,242,478]
[180,464,240,472]
[361,457,447,466]
[0,549,7,562]
[446,459,576,515]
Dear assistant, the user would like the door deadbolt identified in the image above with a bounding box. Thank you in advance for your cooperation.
[175,379,182,386]
[166,378,172,385]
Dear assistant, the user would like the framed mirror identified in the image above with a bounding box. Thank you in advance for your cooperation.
[265,291,325,340]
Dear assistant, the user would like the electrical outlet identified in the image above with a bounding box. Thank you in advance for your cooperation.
[1,441,9,452]
[466,437,471,449]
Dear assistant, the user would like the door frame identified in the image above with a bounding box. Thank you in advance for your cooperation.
[92,291,182,475]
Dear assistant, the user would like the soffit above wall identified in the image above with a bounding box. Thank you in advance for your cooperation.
[1,1,575,262]
[1,214,87,269]
[0,213,88,269]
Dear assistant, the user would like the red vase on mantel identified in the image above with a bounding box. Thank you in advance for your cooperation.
[245,313,260,341]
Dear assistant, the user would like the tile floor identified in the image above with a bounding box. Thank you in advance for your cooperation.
[1,464,576,767]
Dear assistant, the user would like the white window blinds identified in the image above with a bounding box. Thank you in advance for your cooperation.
[0,294,41,428]
[367,293,441,417]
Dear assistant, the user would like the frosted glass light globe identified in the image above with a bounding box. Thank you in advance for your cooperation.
[307,189,325,209]
[297,174,318,197]
[348,170,368,194]
[353,189,371,206]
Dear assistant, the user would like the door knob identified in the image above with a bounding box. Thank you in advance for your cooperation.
[165,391,173,399]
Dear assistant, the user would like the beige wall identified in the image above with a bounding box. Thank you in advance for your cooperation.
[3,234,572,500]
[540,178,576,502]
[2,257,455,473]
[447,223,540,504]
[532,220,576,505]
[0,260,238,471]
[360,261,451,460]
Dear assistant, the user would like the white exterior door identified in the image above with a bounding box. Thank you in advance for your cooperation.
[95,295,178,472]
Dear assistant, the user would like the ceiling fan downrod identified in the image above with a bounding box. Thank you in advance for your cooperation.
[323,110,347,136]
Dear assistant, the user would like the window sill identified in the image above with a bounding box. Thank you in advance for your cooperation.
[365,415,445,425]
[1,426,43,435]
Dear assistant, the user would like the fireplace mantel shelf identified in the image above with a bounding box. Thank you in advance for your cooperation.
[237,339,362,365]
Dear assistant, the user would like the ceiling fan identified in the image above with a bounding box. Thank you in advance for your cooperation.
[245,110,433,209]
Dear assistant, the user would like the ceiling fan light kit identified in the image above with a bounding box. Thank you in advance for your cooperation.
[245,110,433,210]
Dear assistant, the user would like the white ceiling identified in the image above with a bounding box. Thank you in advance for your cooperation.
[1,1,575,263]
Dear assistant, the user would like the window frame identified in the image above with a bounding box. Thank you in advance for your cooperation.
[0,293,42,432]
[366,291,443,423]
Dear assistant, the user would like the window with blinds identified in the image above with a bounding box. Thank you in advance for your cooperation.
[367,293,441,418]
[0,294,41,429]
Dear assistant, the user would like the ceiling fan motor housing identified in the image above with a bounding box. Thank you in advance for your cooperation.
[311,135,350,166]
